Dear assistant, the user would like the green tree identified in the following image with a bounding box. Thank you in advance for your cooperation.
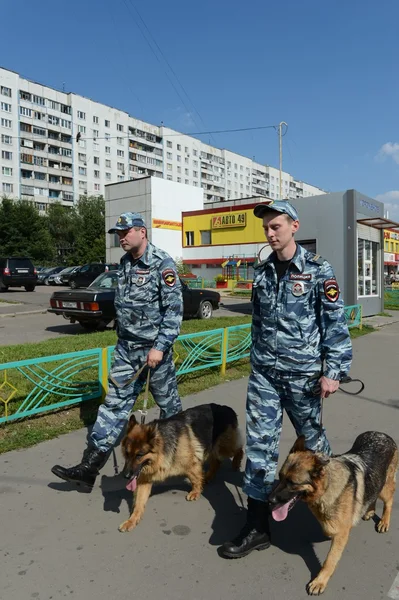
[47,202,78,265]
[72,196,106,264]
[174,256,190,275]
[0,197,55,263]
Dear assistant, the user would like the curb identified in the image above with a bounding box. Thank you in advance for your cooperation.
[0,308,47,319]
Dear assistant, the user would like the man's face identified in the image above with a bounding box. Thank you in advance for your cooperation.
[117,227,146,252]
[262,212,299,252]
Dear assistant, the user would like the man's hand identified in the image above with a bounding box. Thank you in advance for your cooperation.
[146,348,163,369]
[319,376,340,399]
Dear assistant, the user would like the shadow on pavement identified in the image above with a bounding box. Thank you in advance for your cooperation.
[220,301,252,316]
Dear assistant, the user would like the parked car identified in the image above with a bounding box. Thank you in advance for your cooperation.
[0,257,37,292]
[47,266,80,286]
[68,263,119,289]
[37,266,64,285]
[48,271,221,331]
[58,266,81,286]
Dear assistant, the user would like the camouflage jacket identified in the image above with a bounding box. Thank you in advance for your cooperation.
[114,242,183,352]
[251,244,352,378]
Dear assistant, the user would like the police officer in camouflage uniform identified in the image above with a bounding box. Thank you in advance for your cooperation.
[52,212,183,488]
[221,200,352,558]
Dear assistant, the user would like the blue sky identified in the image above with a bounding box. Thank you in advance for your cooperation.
[2,0,399,217]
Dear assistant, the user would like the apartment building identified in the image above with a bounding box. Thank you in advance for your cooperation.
[0,66,325,211]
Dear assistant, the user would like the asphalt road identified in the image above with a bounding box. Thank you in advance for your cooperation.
[0,287,251,346]
[1,323,399,600]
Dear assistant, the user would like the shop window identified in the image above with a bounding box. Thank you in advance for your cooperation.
[358,239,379,296]
[200,230,211,245]
[185,231,194,246]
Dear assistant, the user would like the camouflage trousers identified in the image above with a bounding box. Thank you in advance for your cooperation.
[90,339,182,452]
[243,364,332,502]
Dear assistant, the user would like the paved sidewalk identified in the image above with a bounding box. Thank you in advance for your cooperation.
[1,324,399,600]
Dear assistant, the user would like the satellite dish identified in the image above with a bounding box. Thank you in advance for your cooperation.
[258,243,272,263]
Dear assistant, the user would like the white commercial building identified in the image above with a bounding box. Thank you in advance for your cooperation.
[1,65,325,212]
[105,177,203,264]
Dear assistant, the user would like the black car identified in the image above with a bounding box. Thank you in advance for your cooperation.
[68,263,119,289]
[58,266,81,286]
[0,257,37,292]
[48,271,221,331]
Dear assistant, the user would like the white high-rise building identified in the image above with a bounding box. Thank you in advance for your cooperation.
[0,66,325,211]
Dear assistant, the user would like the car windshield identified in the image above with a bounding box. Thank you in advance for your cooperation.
[89,271,119,289]
[59,267,74,275]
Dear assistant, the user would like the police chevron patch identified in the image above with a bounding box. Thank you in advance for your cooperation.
[162,268,176,287]
[324,279,339,302]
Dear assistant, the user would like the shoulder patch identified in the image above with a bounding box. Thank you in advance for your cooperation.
[162,268,176,288]
[323,278,339,302]
[307,253,325,266]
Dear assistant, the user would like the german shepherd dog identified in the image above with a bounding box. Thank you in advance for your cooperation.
[118,403,243,533]
[269,432,398,595]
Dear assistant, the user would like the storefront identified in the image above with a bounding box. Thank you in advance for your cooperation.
[384,230,399,282]
[182,190,393,316]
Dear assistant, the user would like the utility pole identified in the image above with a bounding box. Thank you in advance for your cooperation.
[278,121,288,199]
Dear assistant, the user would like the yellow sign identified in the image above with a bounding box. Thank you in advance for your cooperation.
[392,282,399,289]
[152,219,182,231]
[211,212,246,229]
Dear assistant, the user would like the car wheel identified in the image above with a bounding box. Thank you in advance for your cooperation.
[78,320,102,331]
[70,280,77,289]
[25,285,35,292]
[198,300,213,319]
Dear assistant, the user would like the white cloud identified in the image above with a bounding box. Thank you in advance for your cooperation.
[375,190,399,221]
[376,142,399,165]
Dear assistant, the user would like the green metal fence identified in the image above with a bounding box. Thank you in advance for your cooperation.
[384,289,399,308]
[0,304,362,424]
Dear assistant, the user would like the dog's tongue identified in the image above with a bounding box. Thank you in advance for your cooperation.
[271,500,292,522]
[126,477,137,492]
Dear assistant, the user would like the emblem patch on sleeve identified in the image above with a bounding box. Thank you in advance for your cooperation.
[323,278,339,302]
[162,268,176,287]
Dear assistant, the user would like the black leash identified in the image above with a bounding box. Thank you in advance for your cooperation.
[338,375,365,396]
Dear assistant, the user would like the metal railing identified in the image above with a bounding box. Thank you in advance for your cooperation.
[0,305,362,424]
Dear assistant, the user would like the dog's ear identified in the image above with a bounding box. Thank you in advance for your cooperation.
[127,413,137,431]
[311,454,330,477]
[290,435,306,454]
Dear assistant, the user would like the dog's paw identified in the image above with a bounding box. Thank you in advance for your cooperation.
[307,576,327,595]
[377,519,389,533]
[362,510,375,521]
[118,519,138,533]
[186,490,201,501]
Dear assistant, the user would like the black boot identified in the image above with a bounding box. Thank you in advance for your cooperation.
[51,446,109,488]
[220,497,271,558]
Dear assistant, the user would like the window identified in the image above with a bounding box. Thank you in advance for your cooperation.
[358,239,379,296]
[117,150,124,157]
[2,166,12,176]
[79,167,87,175]
[60,119,71,129]
[78,153,86,162]
[60,147,72,157]
[33,156,45,166]
[1,102,12,112]
[185,231,194,246]
[93,156,100,165]
[105,120,110,127]
[177,166,181,173]
[1,86,12,97]
[177,155,181,162]
[61,104,71,115]
[49,100,60,111]
[167,175,172,181]
[2,182,13,193]
[185,157,189,164]
[35,172,46,180]
[200,230,211,245]
[167,163,172,171]
[92,129,99,138]
[167,152,172,159]
[105,172,111,180]
[117,175,124,181]
[77,111,86,119]
[193,160,198,167]
[177,144,181,151]
[1,134,12,144]
[93,116,99,124]
[1,150,12,160]
[117,162,124,171]
[185,179,189,185]
[48,115,59,125]
[167,141,172,148]
[94,183,101,191]
[1,118,12,128]
[117,137,123,145]
[105,146,110,154]
[177,177,181,183]
[78,125,86,133]
[193,170,198,178]
[32,95,45,106]
[117,124,124,132]
[105,159,111,168]
[79,139,86,149]
[193,149,197,156]
[20,91,31,101]
[185,147,189,153]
